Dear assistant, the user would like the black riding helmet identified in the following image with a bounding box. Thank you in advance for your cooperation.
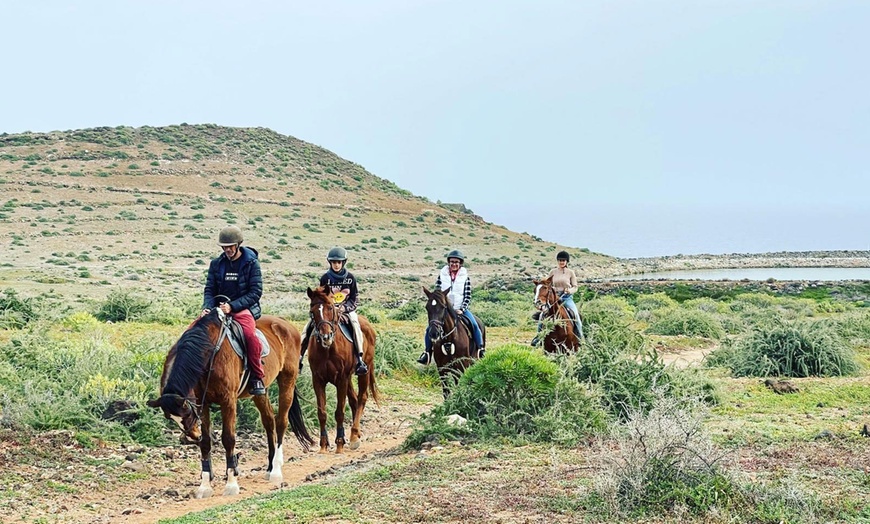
[556,250,570,262]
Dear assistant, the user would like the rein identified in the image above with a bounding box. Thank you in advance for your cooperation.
[428,301,457,343]
[193,313,231,426]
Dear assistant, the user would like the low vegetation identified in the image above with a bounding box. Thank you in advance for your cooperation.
[1,281,869,523]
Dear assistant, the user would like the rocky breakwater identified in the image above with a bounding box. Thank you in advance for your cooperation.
[611,250,870,277]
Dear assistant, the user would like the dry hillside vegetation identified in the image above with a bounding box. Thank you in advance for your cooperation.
[0,125,613,308]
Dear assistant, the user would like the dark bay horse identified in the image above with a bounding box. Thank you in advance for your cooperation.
[533,276,581,354]
[147,309,313,498]
[306,286,379,453]
[423,286,486,398]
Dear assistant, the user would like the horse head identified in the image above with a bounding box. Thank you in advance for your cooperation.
[533,276,558,316]
[307,286,337,348]
[423,286,455,343]
[147,393,203,441]
[146,310,225,442]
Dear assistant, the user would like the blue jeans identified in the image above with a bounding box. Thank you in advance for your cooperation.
[424,309,484,351]
[537,296,583,339]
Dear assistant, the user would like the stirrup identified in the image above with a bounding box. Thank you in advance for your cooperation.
[530,336,540,347]
[355,360,369,376]
[416,351,431,365]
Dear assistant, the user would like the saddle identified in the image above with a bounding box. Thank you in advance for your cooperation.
[224,319,272,393]
[455,313,479,350]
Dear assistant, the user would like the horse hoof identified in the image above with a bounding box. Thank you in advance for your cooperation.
[223,484,240,496]
[195,486,213,499]
[348,439,360,451]
[267,471,284,486]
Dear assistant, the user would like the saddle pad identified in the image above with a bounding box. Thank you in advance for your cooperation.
[228,328,271,360]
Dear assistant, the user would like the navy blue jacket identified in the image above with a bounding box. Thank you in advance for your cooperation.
[203,246,262,319]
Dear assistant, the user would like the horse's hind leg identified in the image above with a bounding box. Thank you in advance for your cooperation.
[271,372,295,483]
[253,393,281,486]
[219,402,241,496]
[334,376,350,454]
[347,376,367,450]
[196,409,215,499]
[312,375,331,453]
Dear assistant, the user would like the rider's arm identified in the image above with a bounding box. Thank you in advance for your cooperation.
[566,269,578,296]
[343,275,359,313]
[202,258,220,310]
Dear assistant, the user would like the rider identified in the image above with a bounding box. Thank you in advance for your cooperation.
[532,250,583,346]
[299,247,369,376]
[202,225,266,396]
[417,249,485,365]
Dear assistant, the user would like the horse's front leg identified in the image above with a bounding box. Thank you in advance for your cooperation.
[220,402,241,496]
[334,375,349,454]
[196,409,214,499]
[312,375,330,453]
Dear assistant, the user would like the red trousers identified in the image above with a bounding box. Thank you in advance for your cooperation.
[232,309,264,380]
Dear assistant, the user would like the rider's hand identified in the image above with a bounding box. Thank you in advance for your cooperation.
[200,309,210,317]
[219,303,232,314]
[338,312,350,324]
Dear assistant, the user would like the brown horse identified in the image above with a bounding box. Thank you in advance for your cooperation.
[306,286,379,453]
[147,309,313,498]
[423,286,486,398]
[533,276,581,354]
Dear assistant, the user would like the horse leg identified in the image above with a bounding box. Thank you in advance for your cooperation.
[312,375,330,453]
[272,373,294,483]
[253,393,281,486]
[195,408,215,499]
[219,402,241,496]
[346,376,362,450]
[334,375,349,454]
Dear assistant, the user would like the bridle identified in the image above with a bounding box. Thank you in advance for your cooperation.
[311,299,337,347]
[183,308,231,441]
[534,282,560,316]
[427,296,456,344]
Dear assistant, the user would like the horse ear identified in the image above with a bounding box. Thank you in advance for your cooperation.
[532,279,540,285]
[306,287,314,298]
[146,397,162,409]
[422,286,431,297]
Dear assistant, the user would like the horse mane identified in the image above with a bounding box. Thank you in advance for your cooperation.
[163,311,222,396]
[431,288,458,322]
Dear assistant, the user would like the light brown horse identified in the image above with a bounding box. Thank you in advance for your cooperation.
[147,309,313,498]
[533,275,581,354]
[306,286,379,453]
[423,286,486,398]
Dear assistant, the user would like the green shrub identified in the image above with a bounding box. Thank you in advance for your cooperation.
[0,289,39,329]
[388,299,424,321]
[635,292,678,312]
[374,331,419,376]
[709,319,858,378]
[94,290,151,322]
[646,309,725,339]
[407,345,605,446]
[833,310,870,343]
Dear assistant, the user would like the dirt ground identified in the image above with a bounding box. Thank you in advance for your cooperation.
[1,346,715,524]
[0,396,431,524]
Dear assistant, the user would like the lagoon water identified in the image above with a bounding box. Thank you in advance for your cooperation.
[610,267,870,282]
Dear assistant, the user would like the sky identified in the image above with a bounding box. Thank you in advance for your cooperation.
[4,1,869,257]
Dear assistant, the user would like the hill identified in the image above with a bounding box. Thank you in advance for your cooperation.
[0,124,616,308]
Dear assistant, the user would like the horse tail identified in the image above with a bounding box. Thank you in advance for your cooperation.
[367,370,381,407]
[288,386,314,451]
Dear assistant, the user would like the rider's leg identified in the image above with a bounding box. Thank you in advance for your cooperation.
[417,326,433,365]
[562,296,583,340]
[299,318,313,368]
[235,309,265,395]
[347,312,368,375]
[462,309,485,357]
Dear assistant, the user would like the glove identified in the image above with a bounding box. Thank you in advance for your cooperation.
[338,312,350,324]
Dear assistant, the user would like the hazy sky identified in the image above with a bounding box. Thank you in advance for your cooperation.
[4,1,869,257]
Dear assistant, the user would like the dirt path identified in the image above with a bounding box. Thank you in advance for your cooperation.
[2,399,429,524]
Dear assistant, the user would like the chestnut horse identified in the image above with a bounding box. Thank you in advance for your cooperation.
[423,286,486,398]
[306,286,379,453]
[147,309,313,498]
[533,276,581,354]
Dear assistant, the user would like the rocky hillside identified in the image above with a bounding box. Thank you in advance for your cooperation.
[0,124,616,308]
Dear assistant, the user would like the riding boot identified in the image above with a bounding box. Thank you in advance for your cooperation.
[530,336,540,347]
[477,347,486,359]
[299,335,309,370]
[248,377,266,396]
[355,352,369,376]
[531,311,541,321]
[416,349,432,365]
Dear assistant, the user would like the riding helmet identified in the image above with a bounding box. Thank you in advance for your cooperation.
[556,250,570,262]
[327,246,348,262]
[218,225,243,246]
[446,249,465,262]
